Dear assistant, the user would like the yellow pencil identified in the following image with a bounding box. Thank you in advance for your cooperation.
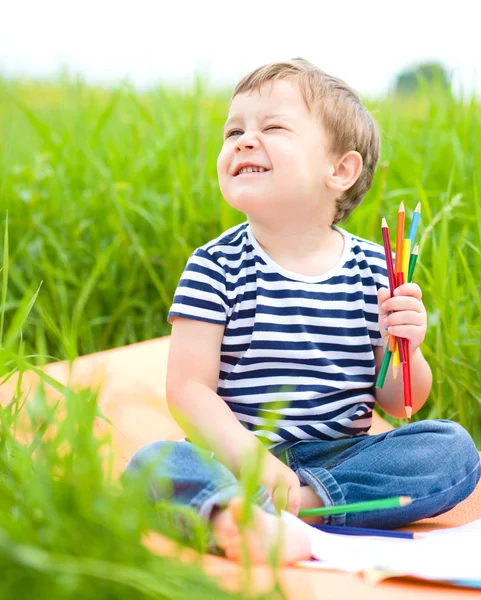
[392,341,400,380]
[402,239,411,280]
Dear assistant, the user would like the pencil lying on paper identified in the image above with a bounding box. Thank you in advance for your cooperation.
[298,495,411,517]
[313,524,424,540]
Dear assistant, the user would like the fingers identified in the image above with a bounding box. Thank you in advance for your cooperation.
[271,479,301,516]
[393,283,422,300]
[377,287,391,304]
[382,296,424,314]
[385,324,424,346]
[385,310,425,327]
[272,482,288,513]
[377,287,391,318]
[286,486,301,516]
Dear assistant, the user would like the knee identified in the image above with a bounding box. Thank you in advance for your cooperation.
[125,441,173,473]
[427,420,480,475]
[125,440,214,475]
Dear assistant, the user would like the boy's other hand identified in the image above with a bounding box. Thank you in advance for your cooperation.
[378,284,427,351]
[262,453,301,516]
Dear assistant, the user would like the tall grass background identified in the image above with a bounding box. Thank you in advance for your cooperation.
[0,71,480,595]
[1,73,480,439]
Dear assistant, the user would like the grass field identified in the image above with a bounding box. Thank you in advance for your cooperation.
[0,72,480,597]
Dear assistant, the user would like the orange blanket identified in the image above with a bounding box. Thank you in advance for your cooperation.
[1,336,480,599]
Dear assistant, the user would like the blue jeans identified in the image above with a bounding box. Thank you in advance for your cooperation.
[125,419,481,545]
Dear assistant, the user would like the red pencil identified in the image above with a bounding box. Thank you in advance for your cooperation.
[396,272,411,417]
[381,218,396,295]
[403,352,413,419]
[395,202,405,277]
[382,216,399,365]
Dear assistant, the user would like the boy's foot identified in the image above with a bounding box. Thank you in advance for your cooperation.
[211,496,312,565]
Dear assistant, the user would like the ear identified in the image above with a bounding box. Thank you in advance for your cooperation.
[325,150,363,193]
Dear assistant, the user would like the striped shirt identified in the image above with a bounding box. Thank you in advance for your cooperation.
[168,221,389,450]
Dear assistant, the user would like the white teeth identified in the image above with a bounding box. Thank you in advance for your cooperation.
[238,166,266,175]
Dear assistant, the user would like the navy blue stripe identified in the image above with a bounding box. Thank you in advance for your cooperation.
[171,294,225,316]
[223,340,374,353]
[220,382,373,400]
[221,342,373,355]
[176,278,229,307]
[168,311,225,325]
[233,304,373,323]
[253,322,370,337]
[222,388,371,410]
[228,401,372,423]
[221,355,375,369]
[220,367,373,384]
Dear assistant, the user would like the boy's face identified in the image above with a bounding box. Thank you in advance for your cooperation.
[217,79,335,223]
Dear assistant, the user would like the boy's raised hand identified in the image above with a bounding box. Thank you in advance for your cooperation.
[378,284,427,351]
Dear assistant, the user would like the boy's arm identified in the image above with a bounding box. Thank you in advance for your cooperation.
[373,344,432,418]
[374,282,432,418]
[166,317,263,476]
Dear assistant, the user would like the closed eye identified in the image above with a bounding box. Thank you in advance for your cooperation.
[225,126,282,139]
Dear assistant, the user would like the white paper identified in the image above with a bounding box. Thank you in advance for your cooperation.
[281,511,481,582]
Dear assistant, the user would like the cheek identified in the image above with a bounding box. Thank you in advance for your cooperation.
[217,145,231,172]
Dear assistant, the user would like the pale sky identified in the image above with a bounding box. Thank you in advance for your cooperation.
[1,0,480,97]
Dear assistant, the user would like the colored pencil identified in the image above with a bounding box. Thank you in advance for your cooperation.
[392,337,400,380]
[408,202,421,246]
[390,202,407,365]
[298,496,411,518]
[394,202,405,276]
[397,270,412,414]
[404,244,420,418]
[313,524,424,540]
[408,245,419,283]
[395,270,407,365]
[381,217,396,294]
[375,339,392,388]
[403,354,412,420]
[402,239,411,280]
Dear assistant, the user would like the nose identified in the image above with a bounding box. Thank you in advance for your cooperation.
[235,131,260,152]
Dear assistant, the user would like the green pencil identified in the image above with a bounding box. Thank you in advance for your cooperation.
[375,339,392,389]
[408,245,419,283]
[298,496,411,517]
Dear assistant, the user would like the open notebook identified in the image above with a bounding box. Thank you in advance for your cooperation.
[282,511,481,587]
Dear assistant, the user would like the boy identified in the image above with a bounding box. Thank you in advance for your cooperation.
[126,59,481,564]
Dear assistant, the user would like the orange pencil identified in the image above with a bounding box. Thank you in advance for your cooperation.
[394,202,407,365]
[395,202,405,277]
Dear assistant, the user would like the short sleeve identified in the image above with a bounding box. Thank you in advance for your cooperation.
[167,248,229,326]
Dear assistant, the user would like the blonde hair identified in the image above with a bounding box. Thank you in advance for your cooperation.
[230,58,380,224]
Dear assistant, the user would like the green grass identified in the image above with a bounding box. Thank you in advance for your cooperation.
[0,70,480,595]
[0,212,281,598]
[0,375,278,599]
[1,73,480,440]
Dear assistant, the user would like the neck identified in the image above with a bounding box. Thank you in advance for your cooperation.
[248,219,339,261]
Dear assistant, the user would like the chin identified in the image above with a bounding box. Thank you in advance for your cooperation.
[223,192,264,213]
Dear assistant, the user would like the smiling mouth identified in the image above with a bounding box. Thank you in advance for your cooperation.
[235,170,270,177]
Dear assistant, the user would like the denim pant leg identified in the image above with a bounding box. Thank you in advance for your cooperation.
[286,419,481,528]
[124,440,277,550]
